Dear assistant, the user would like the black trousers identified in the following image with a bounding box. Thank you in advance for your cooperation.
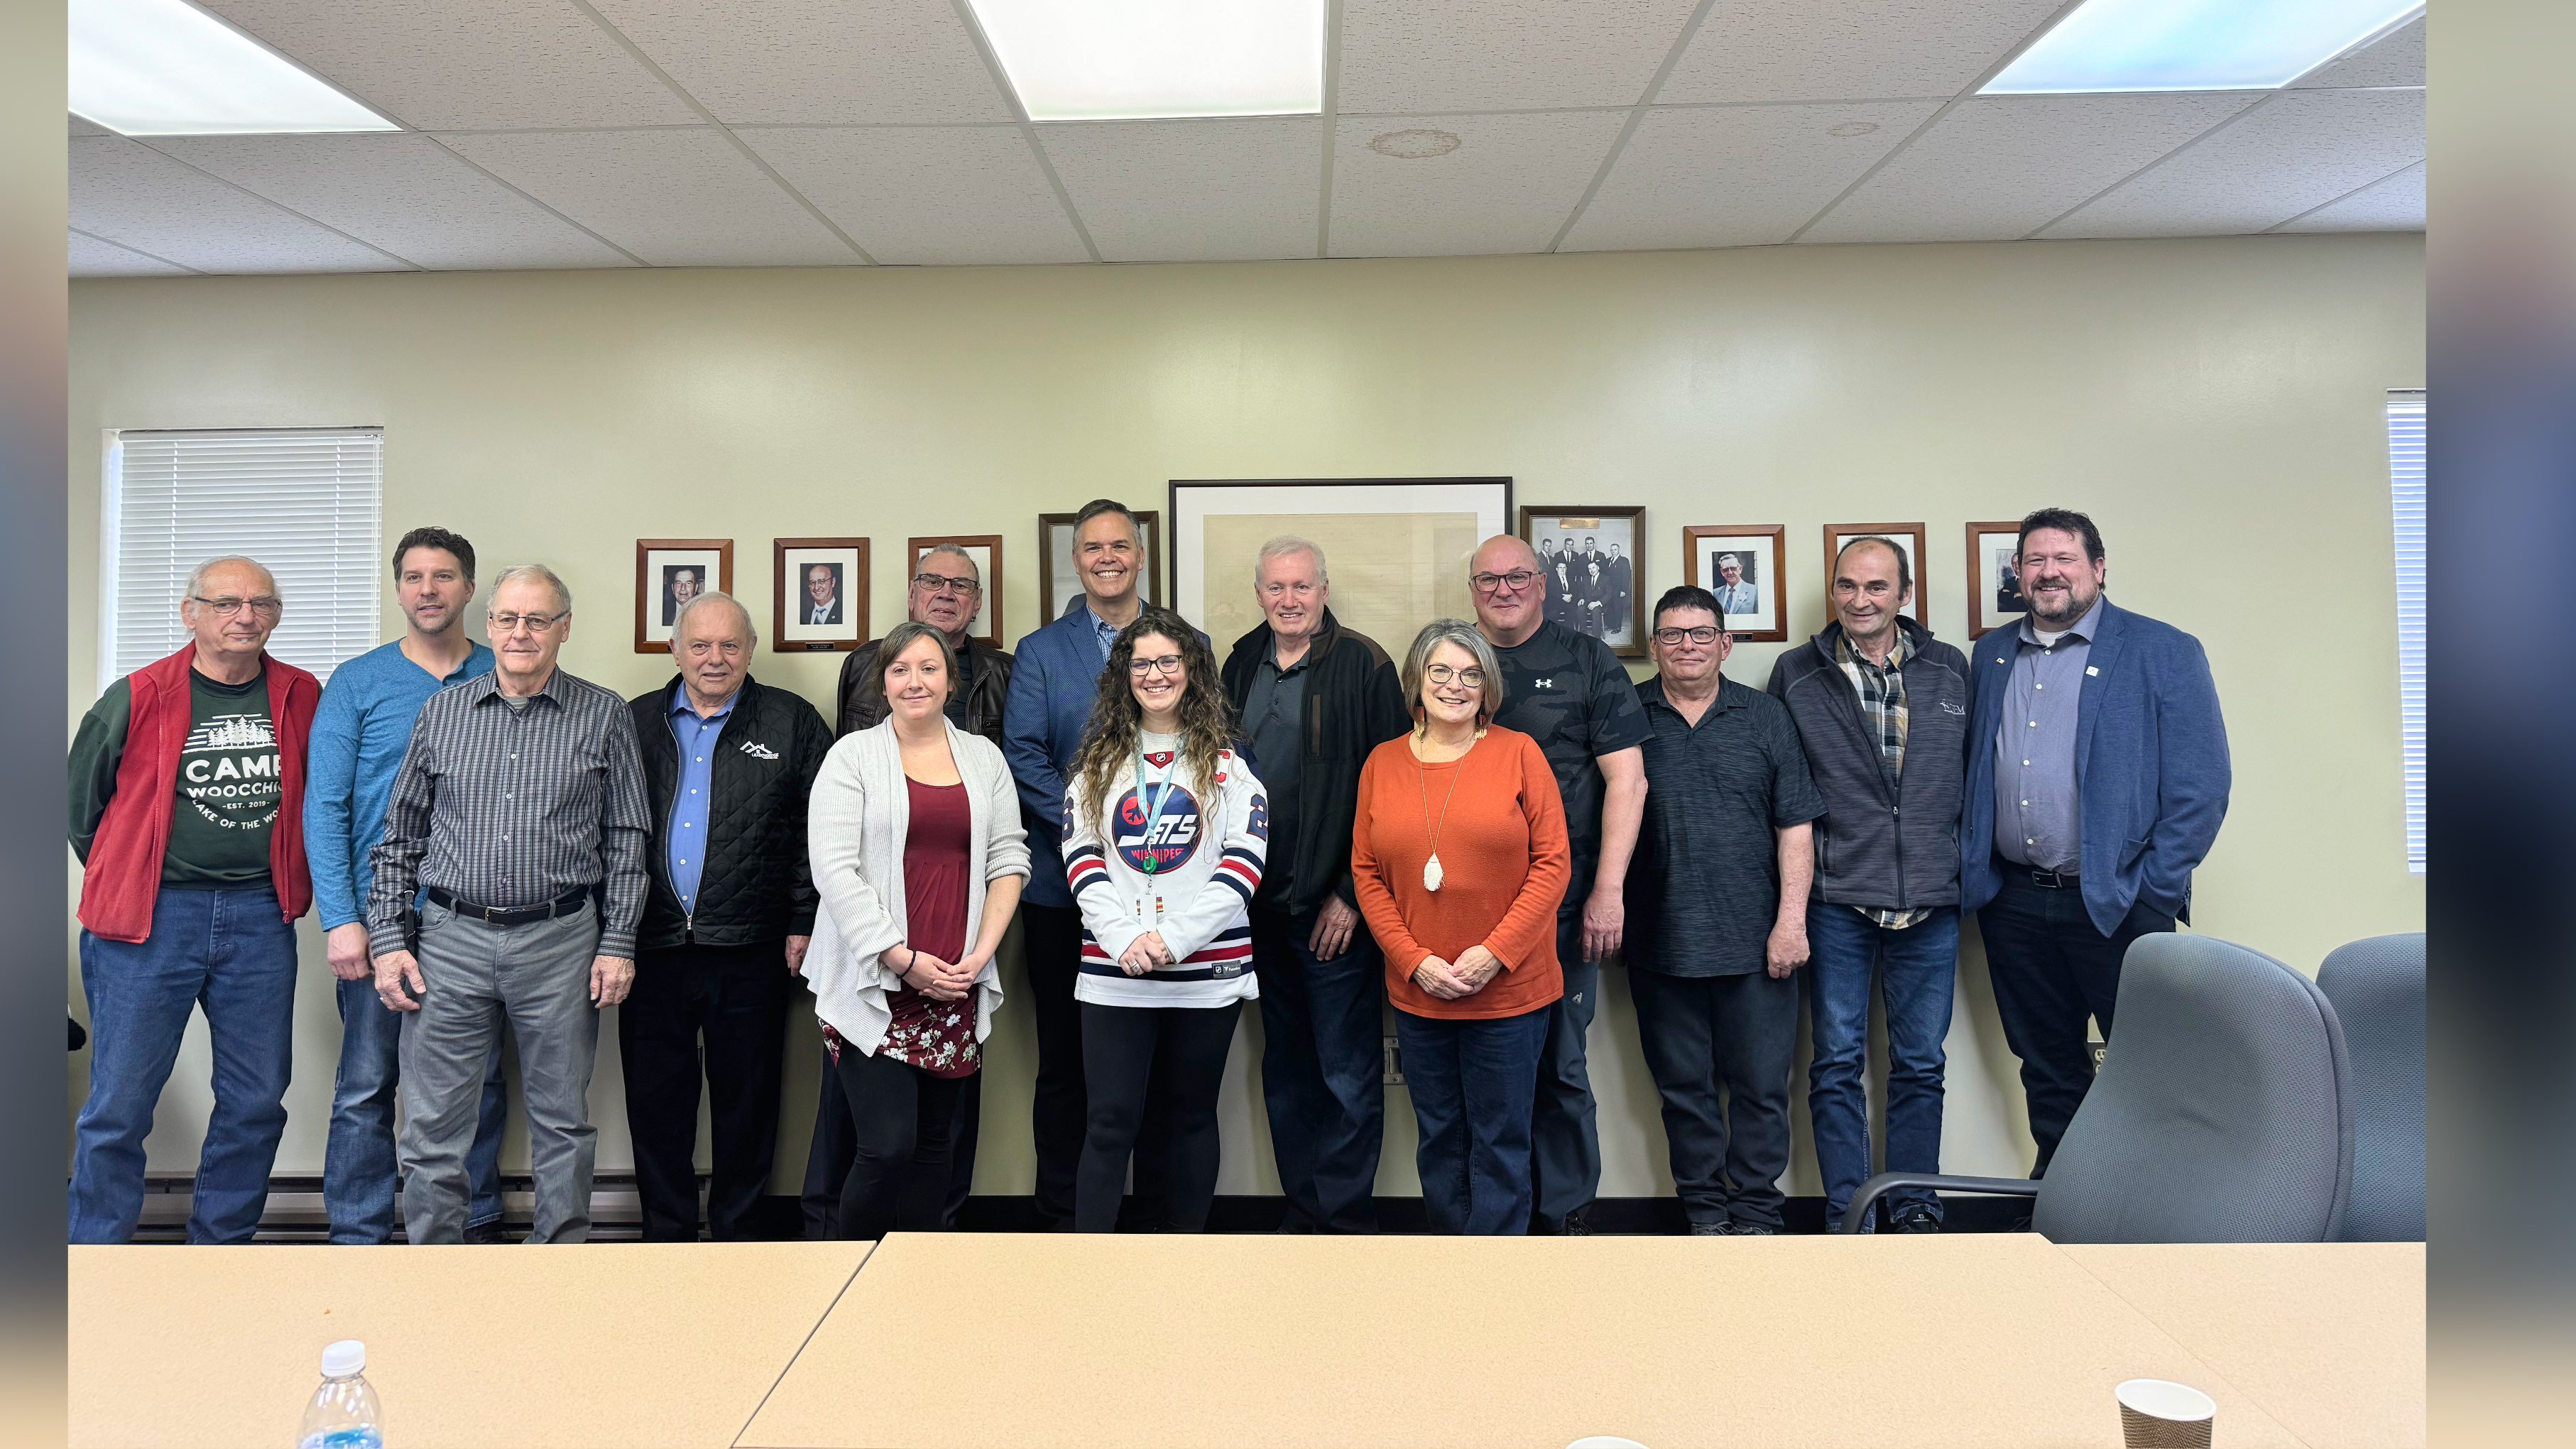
[1076,1000,1242,1233]
[1025,904,1177,1228]
[1627,966,1799,1230]
[620,940,792,1242]
[1977,865,2178,1174]
[800,1054,978,1238]
[831,1044,968,1240]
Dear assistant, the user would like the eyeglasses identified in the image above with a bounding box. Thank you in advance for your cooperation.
[489,611,567,634]
[913,572,978,596]
[190,595,282,619]
[1654,626,1723,646]
[1469,570,1540,596]
[1424,664,1485,687]
[1128,655,1186,677]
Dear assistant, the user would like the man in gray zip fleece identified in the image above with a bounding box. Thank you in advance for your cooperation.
[1767,536,1971,1233]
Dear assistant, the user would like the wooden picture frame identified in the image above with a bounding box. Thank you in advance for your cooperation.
[1519,505,1647,657]
[907,534,1005,651]
[772,537,868,654]
[1038,510,1163,626]
[1821,523,1929,625]
[1167,479,1511,661]
[1965,520,2029,640]
[634,538,734,654]
[1681,524,1788,643]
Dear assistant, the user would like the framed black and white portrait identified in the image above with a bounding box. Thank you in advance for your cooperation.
[1966,520,2027,640]
[1520,505,1645,657]
[774,537,868,652]
[634,539,733,654]
[1682,525,1786,643]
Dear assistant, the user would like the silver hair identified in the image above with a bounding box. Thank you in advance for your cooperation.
[672,588,757,647]
[1400,618,1505,731]
[186,554,277,601]
[1252,535,1328,586]
[489,562,572,613]
[917,544,983,585]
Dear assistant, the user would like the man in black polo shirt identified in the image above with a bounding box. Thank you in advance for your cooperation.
[1469,534,1651,1235]
[1627,585,1824,1235]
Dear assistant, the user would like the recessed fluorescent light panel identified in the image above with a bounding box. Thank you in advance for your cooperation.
[1983,0,2422,94]
[966,0,1326,121]
[70,0,398,135]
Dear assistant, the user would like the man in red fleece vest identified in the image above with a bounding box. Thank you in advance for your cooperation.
[69,555,319,1243]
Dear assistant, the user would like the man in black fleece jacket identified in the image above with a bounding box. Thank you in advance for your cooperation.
[1767,537,1970,1233]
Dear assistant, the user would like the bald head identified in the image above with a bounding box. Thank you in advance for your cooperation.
[1469,534,1548,647]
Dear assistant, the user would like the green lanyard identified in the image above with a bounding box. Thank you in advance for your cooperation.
[1131,743,1178,876]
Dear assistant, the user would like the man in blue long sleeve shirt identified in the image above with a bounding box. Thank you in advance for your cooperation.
[304,527,508,1243]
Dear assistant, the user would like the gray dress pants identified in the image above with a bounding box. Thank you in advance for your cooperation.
[398,903,602,1243]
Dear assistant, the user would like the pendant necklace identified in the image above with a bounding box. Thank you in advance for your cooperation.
[1417,735,1466,892]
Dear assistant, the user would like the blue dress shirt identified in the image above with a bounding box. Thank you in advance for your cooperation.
[666,690,736,917]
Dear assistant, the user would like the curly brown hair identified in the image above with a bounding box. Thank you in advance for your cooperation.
[1069,606,1235,838]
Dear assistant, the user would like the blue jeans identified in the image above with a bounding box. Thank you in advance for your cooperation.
[70,887,297,1243]
[1805,904,1960,1229]
[1251,906,1387,1232]
[1397,1007,1549,1235]
[324,974,508,1242]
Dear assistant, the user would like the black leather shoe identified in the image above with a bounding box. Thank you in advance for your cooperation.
[1889,1205,1944,1233]
[462,1220,508,1245]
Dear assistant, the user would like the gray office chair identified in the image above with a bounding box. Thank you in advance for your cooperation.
[2316,932,2426,1241]
[1845,932,2355,1242]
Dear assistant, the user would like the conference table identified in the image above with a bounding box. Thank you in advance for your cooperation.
[69,1234,2423,1449]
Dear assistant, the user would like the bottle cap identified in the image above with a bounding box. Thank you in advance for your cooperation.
[321,1340,366,1377]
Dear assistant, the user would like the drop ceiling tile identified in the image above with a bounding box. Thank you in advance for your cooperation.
[1660,0,2066,104]
[438,128,862,266]
[1039,119,1320,263]
[1330,111,1627,257]
[1802,93,2256,244]
[1563,100,1943,251]
[202,0,697,130]
[1338,0,1705,112]
[70,136,408,273]
[153,133,635,270]
[2045,89,2423,238]
[589,0,1011,125]
[71,231,193,277]
[2277,160,2424,232]
[70,114,110,136]
[2294,15,2425,88]
[738,127,1086,265]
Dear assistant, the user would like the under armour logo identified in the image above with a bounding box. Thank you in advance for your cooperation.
[1532,677,1559,690]
[738,740,780,760]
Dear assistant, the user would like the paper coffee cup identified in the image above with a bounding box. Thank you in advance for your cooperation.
[1565,1439,1649,1449]
[2116,1378,2217,1448]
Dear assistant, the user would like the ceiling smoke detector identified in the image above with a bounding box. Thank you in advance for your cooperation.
[1828,121,1880,137]
[1368,128,1462,159]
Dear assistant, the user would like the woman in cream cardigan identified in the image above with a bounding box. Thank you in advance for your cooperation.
[806,621,1028,1239]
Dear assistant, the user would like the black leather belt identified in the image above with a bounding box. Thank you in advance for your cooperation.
[2022,864,2077,889]
[425,885,592,926]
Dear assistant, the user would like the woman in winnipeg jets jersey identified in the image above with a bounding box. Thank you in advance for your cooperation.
[1061,606,1267,1235]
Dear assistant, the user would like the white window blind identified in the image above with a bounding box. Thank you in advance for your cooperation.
[2387,391,2425,873]
[103,428,383,689]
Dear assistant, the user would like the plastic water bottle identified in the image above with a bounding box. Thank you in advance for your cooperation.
[296,1339,384,1449]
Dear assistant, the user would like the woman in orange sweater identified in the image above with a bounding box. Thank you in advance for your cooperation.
[1350,618,1571,1235]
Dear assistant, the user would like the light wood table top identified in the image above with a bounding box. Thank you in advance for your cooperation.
[2059,1241,2425,1449]
[740,1232,2310,1449]
[68,1241,870,1449]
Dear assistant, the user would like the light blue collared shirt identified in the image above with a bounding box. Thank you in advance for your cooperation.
[666,689,738,915]
[1086,606,1124,662]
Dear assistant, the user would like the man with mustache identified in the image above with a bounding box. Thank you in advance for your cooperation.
[1962,508,2230,1176]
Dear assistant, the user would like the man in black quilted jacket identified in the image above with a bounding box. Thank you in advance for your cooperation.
[623,591,831,1240]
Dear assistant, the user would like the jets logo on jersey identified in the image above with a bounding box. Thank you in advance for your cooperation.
[1111,784,1203,875]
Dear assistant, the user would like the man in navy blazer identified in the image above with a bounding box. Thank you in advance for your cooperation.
[1003,497,1181,1227]
[1962,508,2230,1174]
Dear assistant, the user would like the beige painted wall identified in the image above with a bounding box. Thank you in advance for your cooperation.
[67,235,2425,1203]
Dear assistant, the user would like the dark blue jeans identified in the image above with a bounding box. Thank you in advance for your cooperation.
[1397,1006,1549,1235]
[324,974,508,1242]
[1629,966,1799,1230]
[71,887,296,1243]
[1977,868,2176,1174]
[1804,904,1960,1229]
[1529,910,1600,1230]
[1251,905,1387,1232]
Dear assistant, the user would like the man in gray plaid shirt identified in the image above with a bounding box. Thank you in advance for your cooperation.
[1767,537,1972,1233]
[368,563,652,1243]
